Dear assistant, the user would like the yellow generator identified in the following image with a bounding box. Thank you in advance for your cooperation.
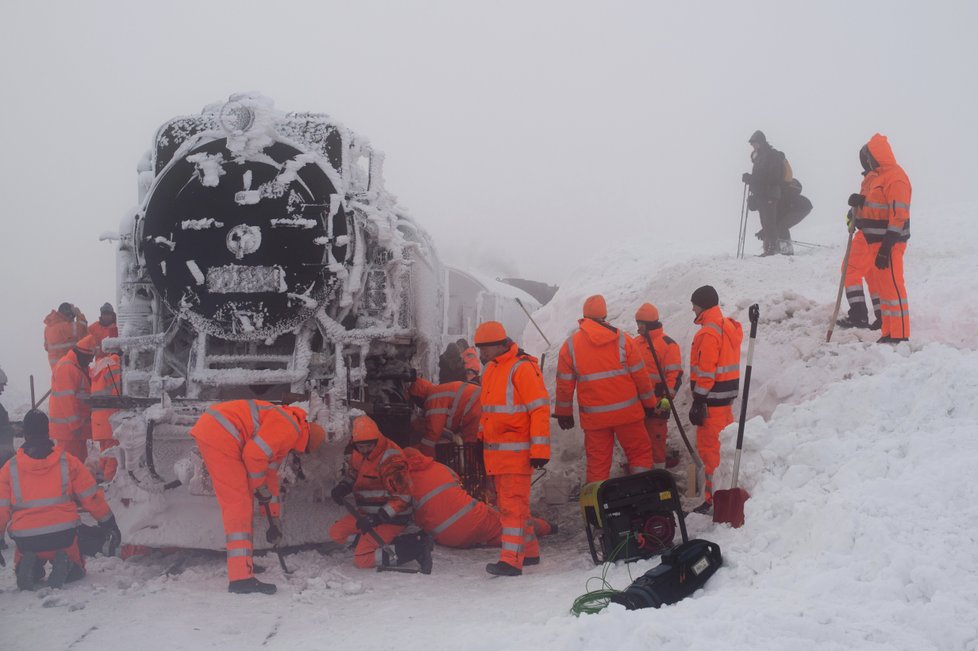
[580,470,688,564]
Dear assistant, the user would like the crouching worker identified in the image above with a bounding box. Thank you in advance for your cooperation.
[0,410,121,590]
[408,376,482,456]
[329,416,432,573]
[188,400,326,595]
[404,447,554,549]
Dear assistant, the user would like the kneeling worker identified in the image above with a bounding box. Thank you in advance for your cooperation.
[189,400,326,595]
[0,410,121,590]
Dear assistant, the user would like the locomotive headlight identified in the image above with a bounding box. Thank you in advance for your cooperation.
[219,101,255,135]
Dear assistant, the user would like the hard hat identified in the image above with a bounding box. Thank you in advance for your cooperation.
[635,303,660,322]
[351,415,382,443]
[306,422,326,453]
[583,295,607,319]
[75,335,97,355]
[474,321,508,347]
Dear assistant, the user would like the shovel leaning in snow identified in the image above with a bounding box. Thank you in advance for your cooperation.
[261,501,294,575]
[341,497,422,574]
[713,304,759,528]
[826,219,856,343]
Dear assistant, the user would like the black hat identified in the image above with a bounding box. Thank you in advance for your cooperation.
[748,130,767,145]
[100,302,115,314]
[691,285,719,310]
[58,302,74,317]
[23,410,50,441]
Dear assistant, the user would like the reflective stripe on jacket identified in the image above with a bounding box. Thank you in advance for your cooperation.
[690,306,743,407]
[347,435,413,520]
[0,446,112,540]
[555,319,656,430]
[479,343,550,475]
[49,350,91,441]
[90,354,122,441]
[189,400,310,518]
[410,378,482,455]
[43,311,88,368]
[853,134,912,244]
[404,447,485,544]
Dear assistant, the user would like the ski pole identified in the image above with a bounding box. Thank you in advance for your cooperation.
[515,297,551,348]
[737,183,748,259]
[826,219,856,343]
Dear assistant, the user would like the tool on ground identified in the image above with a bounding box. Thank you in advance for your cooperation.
[713,303,759,528]
[779,238,827,249]
[642,332,703,498]
[341,496,422,574]
[608,538,722,610]
[826,220,856,342]
[261,501,293,574]
[580,469,689,565]
[737,183,749,259]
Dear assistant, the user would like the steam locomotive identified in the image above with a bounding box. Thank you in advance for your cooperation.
[103,93,447,549]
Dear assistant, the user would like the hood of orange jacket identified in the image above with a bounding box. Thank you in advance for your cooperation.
[866,133,897,168]
[404,446,434,471]
[44,311,71,327]
[13,445,64,474]
[577,318,620,347]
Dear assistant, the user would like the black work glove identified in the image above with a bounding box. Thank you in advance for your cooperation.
[556,416,575,430]
[688,397,708,427]
[530,457,549,469]
[356,514,380,533]
[99,515,122,555]
[331,480,353,505]
[848,193,865,208]
[644,407,658,418]
[875,245,891,270]
[266,518,283,545]
[741,172,751,184]
[254,486,273,505]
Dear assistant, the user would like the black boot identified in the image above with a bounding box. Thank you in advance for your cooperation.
[15,552,40,591]
[485,561,522,576]
[48,551,70,589]
[228,577,277,595]
[692,500,713,515]
[837,304,869,329]
[758,239,777,257]
[390,532,434,574]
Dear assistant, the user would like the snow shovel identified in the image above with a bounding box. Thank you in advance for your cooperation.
[642,332,704,498]
[341,497,423,574]
[261,501,294,575]
[826,219,856,343]
[713,303,759,528]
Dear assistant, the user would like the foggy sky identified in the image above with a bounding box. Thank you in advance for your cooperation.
[1,0,976,404]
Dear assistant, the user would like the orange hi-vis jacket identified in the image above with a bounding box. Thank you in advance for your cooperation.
[853,134,912,245]
[633,329,684,400]
[49,350,92,442]
[403,447,486,545]
[345,435,413,521]
[0,446,113,542]
[461,347,482,378]
[479,343,551,475]
[410,378,482,455]
[690,306,743,407]
[90,354,122,441]
[88,321,119,350]
[555,319,657,430]
[43,311,88,368]
[190,400,311,518]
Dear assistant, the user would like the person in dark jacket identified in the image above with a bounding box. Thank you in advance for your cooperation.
[773,178,813,255]
[742,130,787,256]
[438,342,467,383]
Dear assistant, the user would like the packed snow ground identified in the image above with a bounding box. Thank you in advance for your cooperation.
[2,207,978,650]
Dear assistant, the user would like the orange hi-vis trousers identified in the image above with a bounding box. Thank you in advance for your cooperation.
[494,473,536,569]
[643,416,669,467]
[843,231,882,321]
[697,404,733,502]
[879,243,910,339]
[583,419,653,483]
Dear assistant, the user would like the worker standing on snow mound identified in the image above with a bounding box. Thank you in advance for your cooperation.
[475,321,550,577]
[189,400,326,595]
[555,295,657,483]
[457,339,482,382]
[742,130,790,256]
[0,410,121,591]
[329,415,432,572]
[402,447,556,549]
[408,376,482,457]
[87,303,118,349]
[772,178,813,256]
[632,303,684,470]
[49,334,95,462]
[89,343,122,482]
[43,302,88,368]
[687,286,743,515]
[844,134,912,343]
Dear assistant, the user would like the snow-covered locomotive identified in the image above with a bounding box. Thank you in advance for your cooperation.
[104,93,445,548]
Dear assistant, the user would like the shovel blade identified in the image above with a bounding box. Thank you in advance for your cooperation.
[712,487,750,528]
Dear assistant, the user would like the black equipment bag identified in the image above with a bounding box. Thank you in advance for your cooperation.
[610,538,722,610]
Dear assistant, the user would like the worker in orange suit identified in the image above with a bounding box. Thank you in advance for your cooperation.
[43,303,88,368]
[49,335,95,462]
[408,376,482,456]
[475,321,550,576]
[329,416,432,572]
[687,286,743,515]
[555,295,657,483]
[457,339,482,382]
[403,447,554,549]
[188,400,326,595]
[87,303,119,349]
[0,410,121,590]
[845,133,912,342]
[632,303,684,469]
[89,346,122,481]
